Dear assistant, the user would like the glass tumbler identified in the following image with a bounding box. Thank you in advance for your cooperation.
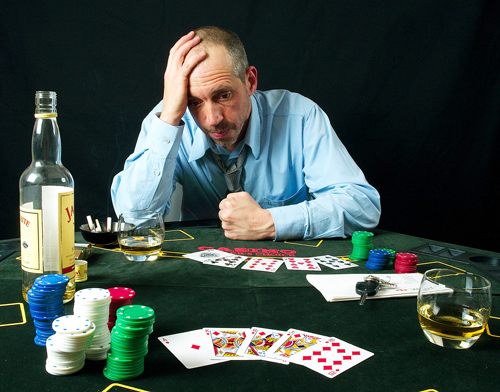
[417,269,491,349]
[117,210,164,262]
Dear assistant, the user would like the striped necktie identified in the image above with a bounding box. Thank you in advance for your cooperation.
[206,145,249,195]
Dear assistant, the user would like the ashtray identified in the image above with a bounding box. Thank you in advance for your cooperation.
[79,220,118,246]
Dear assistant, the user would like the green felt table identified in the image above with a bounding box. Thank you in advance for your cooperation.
[1,227,499,392]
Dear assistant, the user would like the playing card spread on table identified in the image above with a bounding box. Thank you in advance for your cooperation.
[241,258,284,273]
[158,329,230,369]
[314,255,358,270]
[202,254,248,268]
[183,249,235,263]
[283,257,321,271]
[268,329,329,360]
[203,328,253,360]
[237,327,289,364]
[292,336,373,378]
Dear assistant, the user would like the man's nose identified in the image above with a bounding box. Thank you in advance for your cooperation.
[205,103,223,126]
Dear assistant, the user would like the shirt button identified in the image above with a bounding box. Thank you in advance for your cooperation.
[164,138,170,144]
[154,170,160,176]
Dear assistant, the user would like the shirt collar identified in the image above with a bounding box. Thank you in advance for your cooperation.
[188,94,262,162]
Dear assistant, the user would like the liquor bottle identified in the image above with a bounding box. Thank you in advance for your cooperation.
[19,91,75,303]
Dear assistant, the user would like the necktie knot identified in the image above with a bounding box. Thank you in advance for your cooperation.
[207,145,249,195]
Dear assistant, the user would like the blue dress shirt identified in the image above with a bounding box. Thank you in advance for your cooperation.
[111,90,381,240]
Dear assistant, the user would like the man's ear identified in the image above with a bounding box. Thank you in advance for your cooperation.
[246,66,258,95]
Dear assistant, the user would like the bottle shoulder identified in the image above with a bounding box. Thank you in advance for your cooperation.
[20,162,74,187]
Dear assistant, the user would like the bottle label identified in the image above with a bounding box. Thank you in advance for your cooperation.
[20,206,43,273]
[59,190,75,278]
[20,188,75,277]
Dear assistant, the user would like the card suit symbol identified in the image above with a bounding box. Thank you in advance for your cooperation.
[250,266,255,268]
[213,331,220,336]
[337,349,345,353]
[191,344,201,350]
[331,342,340,346]
[333,360,342,365]
[302,356,312,361]
[293,334,302,338]
[259,332,266,336]
[323,346,331,351]
[352,351,361,356]
[324,365,333,370]
[318,358,327,363]
[343,356,352,360]
[313,351,321,355]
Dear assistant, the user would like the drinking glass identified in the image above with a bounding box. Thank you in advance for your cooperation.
[417,269,491,349]
[117,210,164,262]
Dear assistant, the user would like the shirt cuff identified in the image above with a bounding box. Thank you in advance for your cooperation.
[146,114,184,157]
[269,204,306,241]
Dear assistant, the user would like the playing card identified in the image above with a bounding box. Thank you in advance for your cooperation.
[202,254,248,268]
[241,258,284,273]
[283,257,321,271]
[183,249,235,263]
[203,328,254,360]
[292,336,374,378]
[314,255,358,270]
[236,327,289,364]
[158,329,230,369]
[267,329,329,360]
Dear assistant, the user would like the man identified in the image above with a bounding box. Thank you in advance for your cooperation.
[111,26,381,241]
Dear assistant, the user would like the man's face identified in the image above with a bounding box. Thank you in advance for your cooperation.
[187,46,256,151]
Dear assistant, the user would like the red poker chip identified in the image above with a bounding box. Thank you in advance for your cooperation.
[108,287,136,301]
[395,259,419,266]
[395,253,418,261]
[395,266,417,274]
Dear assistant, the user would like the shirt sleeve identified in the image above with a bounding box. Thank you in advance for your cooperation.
[269,104,381,241]
[111,105,183,219]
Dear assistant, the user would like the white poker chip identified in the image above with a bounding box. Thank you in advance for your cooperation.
[52,315,93,334]
[75,288,111,305]
[46,359,85,376]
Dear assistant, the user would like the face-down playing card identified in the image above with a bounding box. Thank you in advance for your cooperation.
[236,327,289,364]
[158,329,230,369]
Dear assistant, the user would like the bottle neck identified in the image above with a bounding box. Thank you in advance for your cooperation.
[32,117,61,164]
[32,91,61,164]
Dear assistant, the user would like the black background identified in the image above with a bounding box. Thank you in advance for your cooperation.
[1,0,499,251]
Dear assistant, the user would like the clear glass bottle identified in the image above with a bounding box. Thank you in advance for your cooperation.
[19,91,75,303]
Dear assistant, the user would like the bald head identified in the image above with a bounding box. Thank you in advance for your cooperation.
[193,26,249,82]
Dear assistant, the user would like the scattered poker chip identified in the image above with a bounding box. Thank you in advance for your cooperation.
[28,274,69,346]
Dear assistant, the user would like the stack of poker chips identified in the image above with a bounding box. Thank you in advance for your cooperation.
[27,274,69,346]
[104,305,155,381]
[349,231,374,261]
[394,252,419,274]
[378,248,396,268]
[365,249,393,270]
[45,315,96,375]
[73,288,112,360]
[107,287,136,331]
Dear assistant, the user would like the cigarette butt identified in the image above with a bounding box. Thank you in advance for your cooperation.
[107,217,112,232]
[86,215,95,231]
[95,219,102,232]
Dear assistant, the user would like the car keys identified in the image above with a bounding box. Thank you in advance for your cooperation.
[355,279,380,305]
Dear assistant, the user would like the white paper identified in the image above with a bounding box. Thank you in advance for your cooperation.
[306,273,425,302]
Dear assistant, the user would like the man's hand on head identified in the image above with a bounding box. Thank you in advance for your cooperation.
[160,31,206,126]
[218,192,276,240]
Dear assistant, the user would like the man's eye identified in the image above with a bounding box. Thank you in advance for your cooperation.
[188,100,201,108]
[219,92,231,100]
